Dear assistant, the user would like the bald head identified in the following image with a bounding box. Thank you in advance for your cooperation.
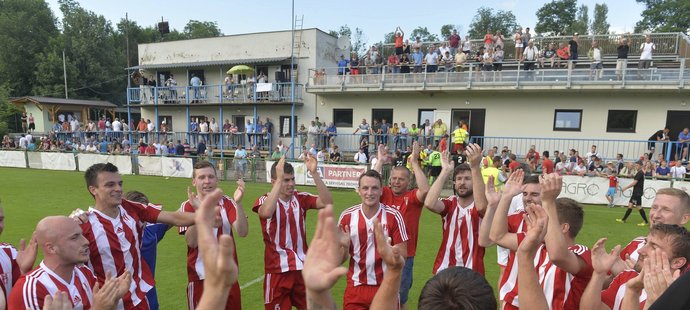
[36,216,89,265]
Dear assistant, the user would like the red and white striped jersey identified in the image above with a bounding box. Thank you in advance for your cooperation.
[498,211,528,307]
[0,243,20,301]
[179,196,239,282]
[432,196,485,275]
[80,199,161,310]
[620,236,645,262]
[8,262,96,310]
[380,187,423,257]
[525,236,593,310]
[601,270,647,310]
[339,203,408,287]
[252,192,318,274]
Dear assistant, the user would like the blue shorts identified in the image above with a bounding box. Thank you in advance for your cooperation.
[399,257,414,304]
[606,187,616,197]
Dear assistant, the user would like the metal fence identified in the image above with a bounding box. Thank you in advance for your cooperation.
[127,82,303,105]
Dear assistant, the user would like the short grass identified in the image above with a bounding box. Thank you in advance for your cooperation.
[0,167,657,309]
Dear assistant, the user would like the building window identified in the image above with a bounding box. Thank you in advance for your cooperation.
[280,116,297,137]
[333,109,353,127]
[158,116,173,131]
[372,109,393,124]
[553,109,582,131]
[606,110,637,133]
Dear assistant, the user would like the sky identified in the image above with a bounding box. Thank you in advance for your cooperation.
[46,0,646,45]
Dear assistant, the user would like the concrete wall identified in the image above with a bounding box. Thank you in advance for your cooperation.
[313,91,689,140]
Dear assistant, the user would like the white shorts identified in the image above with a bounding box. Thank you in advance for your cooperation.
[515,43,524,48]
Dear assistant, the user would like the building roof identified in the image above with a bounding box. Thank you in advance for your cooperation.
[127,56,291,70]
[10,96,117,108]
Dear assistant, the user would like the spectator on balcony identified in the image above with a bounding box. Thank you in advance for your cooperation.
[337,55,349,78]
[439,51,453,72]
[325,122,337,147]
[585,145,600,166]
[190,74,202,101]
[638,35,656,79]
[449,30,461,56]
[245,119,255,145]
[309,143,318,157]
[670,160,687,180]
[432,119,447,145]
[425,45,439,72]
[412,47,424,73]
[655,160,670,179]
[423,119,433,145]
[298,123,307,148]
[329,145,341,162]
[455,50,467,72]
[493,46,504,74]
[270,147,282,160]
[365,45,379,75]
[400,53,411,74]
[678,127,690,161]
[233,145,247,179]
[522,27,531,48]
[371,119,381,145]
[482,48,494,73]
[569,33,579,68]
[556,42,570,68]
[313,69,325,85]
[354,147,368,164]
[648,127,670,159]
[394,26,405,55]
[540,43,557,68]
[350,53,360,76]
[388,53,400,73]
[409,123,420,144]
[555,154,570,174]
[223,74,234,98]
[380,119,390,147]
[588,41,603,80]
[412,36,423,50]
[399,122,409,150]
[439,42,451,58]
[209,117,219,146]
[483,30,494,50]
[494,30,505,50]
[616,37,630,80]
[166,74,178,100]
[257,71,267,83]
[522,40,539,71]
[514,28,524,61]
[391,122,400,150]
[307,120,320,148]
[462,35,472,55]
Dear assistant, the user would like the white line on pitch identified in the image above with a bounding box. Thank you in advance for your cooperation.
[240,275,264,290]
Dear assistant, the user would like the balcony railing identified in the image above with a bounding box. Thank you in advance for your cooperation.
[307,59,690,91]
[127,82,303,105]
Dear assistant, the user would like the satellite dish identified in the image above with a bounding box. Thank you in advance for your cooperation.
[336,35,352,57]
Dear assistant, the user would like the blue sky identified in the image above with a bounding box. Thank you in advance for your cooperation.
[47,0,645,44]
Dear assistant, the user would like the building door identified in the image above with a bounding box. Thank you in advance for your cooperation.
[451,109,486,146]
[418,109,435,127]
[234,115,246,132]
[665,110,690,140]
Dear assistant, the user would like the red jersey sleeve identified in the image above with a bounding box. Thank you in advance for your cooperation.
[8,275,48,310]
[569,245,594,278]
[507,213,524,233]
[407,188,422,208]
[439,197,454,217]
[252,194,268,214]
[122,199,162,223]
[222,197,238,225]
[178,201,194,234]
[296,191,318,210]
[388,208,409,245]
[619,238,645,260]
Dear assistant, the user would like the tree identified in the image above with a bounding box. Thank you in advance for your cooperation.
[571,4,590,35]
[0,85,21,136]
[440,24,462,39]
[467,7,518,39]
[328,25,367,56]
[635,0,690,33]
[591,3,610,35]
[535,0,577,35]
[0,0,59,97]
[183,20,222,39]
[410,27,439,42]
[383,32,395,44]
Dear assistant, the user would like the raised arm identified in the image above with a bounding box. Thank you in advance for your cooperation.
[423,151,453,214]
[478,176,501,247]
[157,209,196,227]
[467,144,487,216]
[370,219,406,310]
[580,238,622,310]
[232,179,248,237]
[489,169,525,251]
[257,156,286,219]
[541,173,587,275]
[305,153,333,208]
[373,144,388,174]
[410,142,430,202]
[517,204,550,310]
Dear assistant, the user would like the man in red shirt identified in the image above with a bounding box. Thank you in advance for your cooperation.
[508,154,522,173]
[253,155,333,310]
[372,142,429,309]
[541,151,554,174]
[339,170,408,310]
[179,161,248,310]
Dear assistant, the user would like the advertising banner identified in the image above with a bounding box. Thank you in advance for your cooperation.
[161,157,193,178]
[560,176,670,208]
[0,151,26,168]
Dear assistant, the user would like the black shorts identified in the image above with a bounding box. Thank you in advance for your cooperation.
[493,63,503,71]
[629,195,642,206]
[395,47,403,55]
[28,123,35,130]
[430,166,442,177]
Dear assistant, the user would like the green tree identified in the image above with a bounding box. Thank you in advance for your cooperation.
[328,25,367,56]
[467,7,518,39]
[183,20,222,39]
[383,32,395,44]
[0,0,59,97]
[440,24,462,39]
[0,85,21,136]
[410,27,439,42]
[571,4,590,35]
[535,0,577,35]
[635,0,690,33]
[591,4,610,35]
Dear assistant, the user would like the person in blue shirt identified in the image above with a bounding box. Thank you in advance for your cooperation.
[190,74,202,100]
[337,55,349,76]
[124,191,171,310]
[99,139,108,153]
[197,139,207,157]
[678,128,690,161]
[412,48,424,73]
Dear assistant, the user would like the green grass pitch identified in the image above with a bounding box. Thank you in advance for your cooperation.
[0,167,656,309]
